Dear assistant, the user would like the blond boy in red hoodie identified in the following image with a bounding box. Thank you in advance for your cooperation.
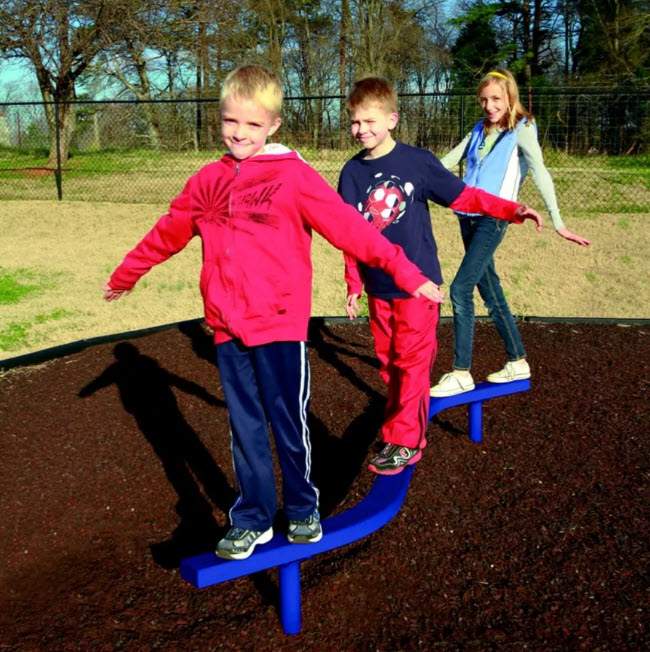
[104,65,444,560]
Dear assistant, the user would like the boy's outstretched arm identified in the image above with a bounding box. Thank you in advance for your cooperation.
[346,281,444,319]
[344,252,364,299]
[450,186,544,230]
[413,280,445,302]
[346,293,361,319]
[105,179,197,296]
[513,203,544,231]
[299,165,440,301]
[103,284,130,302]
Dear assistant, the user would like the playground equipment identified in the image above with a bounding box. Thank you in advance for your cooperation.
[180,378,531,635]
[429,379,531,443]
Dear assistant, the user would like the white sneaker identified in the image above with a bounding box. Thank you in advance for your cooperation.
[430,370,475,397]
[486,359,531,383]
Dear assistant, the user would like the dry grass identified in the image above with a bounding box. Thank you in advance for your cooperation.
[1,199,648,358]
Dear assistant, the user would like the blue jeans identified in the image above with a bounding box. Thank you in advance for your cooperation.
[450,216,526,370]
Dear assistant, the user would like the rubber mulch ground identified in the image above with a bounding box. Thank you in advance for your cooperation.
[1,320,648,651]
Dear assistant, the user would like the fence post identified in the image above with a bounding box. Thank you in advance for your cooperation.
[459,94,465,177]
[54,100,63,201]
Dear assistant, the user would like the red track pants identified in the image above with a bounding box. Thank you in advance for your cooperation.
[368,295,440,449]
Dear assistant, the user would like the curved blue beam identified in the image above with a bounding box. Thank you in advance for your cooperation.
[428,379,531,418]
[181,378,531,634]
[180,465,414,588]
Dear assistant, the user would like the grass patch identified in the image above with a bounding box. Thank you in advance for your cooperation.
[0,322,29,351]
[607,153,650,170]
[0,308,74,352]
[156,280,195,293]
[0,268,48,305]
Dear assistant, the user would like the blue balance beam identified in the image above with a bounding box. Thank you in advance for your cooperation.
[181,379,531,635]
[429,379,531,443]
[180,466,414,635]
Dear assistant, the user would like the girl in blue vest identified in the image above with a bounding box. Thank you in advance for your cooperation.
[431,68,590,397]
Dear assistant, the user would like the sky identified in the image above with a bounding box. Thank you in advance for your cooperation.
[0,59,40,101]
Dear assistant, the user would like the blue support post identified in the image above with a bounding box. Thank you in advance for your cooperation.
[279,561,301,635]
[468,400,483,443]
[429,379,531,444]
[180,468,414,635]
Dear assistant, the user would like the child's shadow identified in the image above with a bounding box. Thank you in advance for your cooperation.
[306,321,385,516]
[78,341,236,569]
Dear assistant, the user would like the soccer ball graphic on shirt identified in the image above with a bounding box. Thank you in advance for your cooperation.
[359,173,414,231]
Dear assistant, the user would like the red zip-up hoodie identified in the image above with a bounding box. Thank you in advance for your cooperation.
[109,145,432,346]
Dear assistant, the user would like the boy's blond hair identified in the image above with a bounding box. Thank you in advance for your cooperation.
[347,77,398,113]
[478,68,533,131]
[220,65,283,116]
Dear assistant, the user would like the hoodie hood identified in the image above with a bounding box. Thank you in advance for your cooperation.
[222,143,303,166]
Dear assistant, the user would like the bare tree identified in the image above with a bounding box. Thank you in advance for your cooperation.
[92,0,191,148]
[0,0,128,165]
[339,0,351,146]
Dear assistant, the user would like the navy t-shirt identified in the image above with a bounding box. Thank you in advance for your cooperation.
[338,142,466,298]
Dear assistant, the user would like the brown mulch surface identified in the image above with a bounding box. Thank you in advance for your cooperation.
[1,320,648,650]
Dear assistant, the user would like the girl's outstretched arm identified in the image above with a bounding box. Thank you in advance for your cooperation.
[556,227,591,246]
[518,125,590,246]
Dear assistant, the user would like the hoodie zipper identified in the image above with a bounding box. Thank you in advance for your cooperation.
[228,161,240,217]
[224,160,241,327]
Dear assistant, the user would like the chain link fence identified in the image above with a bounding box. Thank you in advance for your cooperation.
[0,88,648,214]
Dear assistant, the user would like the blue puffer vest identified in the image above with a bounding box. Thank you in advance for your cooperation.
[457,118,531,216]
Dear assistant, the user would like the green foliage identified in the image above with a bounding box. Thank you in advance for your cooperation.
[575,0,649,82]
[449,3,501,89]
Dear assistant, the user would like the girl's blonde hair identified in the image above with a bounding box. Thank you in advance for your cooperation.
[220,64,283,116]
[478,68,533,131]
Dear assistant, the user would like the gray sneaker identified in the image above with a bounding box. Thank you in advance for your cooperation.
[287,511,323,543]
[368,443,422,475]
[216,526,273,560]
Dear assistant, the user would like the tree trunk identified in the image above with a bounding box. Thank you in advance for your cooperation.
[46,100,75,168]
[531,0,543,77]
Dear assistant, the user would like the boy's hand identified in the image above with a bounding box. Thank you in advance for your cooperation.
[516,205,543,232]
[346,293,360,319]
[413,281,444,303]
[103,282,130,302]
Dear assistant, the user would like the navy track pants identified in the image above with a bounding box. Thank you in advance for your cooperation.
[215,339,319,530]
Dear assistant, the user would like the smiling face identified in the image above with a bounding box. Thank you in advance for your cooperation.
[479,81,510,127]
[349,102,398,158]
[221,95,281,160]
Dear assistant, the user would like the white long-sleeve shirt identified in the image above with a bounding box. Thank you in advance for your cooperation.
[441,123,566,231]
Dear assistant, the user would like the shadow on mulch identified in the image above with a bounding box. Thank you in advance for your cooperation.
[0,320,648,650]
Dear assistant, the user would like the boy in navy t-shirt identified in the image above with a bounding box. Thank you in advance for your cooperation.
[338,77,543,475]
